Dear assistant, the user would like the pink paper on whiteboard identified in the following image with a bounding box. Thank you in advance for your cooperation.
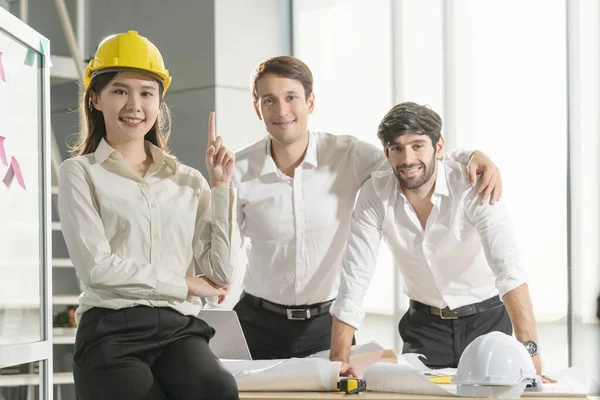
[3,156,27,190]
[0,50,6,82]
[11,157,26,190]
[0,136,7,166]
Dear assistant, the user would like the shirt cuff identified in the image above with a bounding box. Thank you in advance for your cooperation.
[497,275,528,300]
[331,299,365,330]
[211,186,236,220]
[202,297,225,309]
[155,268,188,302]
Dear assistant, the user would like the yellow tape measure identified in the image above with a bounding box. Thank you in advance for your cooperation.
[426,375,453,384]
[338,377,367,394]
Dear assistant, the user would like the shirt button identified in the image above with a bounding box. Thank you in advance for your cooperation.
[140,183,148,189]
[153,233,159,239]
[151,203,157,208]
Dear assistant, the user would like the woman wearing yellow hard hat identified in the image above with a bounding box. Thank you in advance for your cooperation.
[58,30,240,400]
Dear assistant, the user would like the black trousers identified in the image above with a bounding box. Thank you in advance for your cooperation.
[399,302,512,369]
[233,295,337,360]
[73,306,239,400]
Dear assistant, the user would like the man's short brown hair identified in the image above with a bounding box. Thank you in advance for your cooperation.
[251,56,314,101]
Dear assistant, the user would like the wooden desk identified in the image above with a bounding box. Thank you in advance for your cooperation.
[240,393,597,400]
[240,394,449,399]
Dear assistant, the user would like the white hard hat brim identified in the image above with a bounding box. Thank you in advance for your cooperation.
[456,381,529,398]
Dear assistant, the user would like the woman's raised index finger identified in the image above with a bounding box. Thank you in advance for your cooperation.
[208,111,216,145]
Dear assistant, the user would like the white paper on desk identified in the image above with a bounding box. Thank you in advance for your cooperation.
[309,341,398,377]
[401,353,459,381]
[522,365,598,397]
[366,352,595,397]
[222,358,341,392]
[442,366,595,397]
[349,349,398,377]
[365,362,529,398]
[309,340,385,358]
[363,362,456,396]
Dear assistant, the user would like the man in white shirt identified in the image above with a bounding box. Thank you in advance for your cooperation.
[230,57,503,360]
[329,102,544,376]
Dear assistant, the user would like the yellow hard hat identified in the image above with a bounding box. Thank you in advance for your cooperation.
[84,30,172,95]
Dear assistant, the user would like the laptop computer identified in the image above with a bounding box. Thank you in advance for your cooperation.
[197,309,252,360]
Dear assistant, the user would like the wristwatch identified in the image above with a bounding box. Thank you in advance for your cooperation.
[523,340,539,357]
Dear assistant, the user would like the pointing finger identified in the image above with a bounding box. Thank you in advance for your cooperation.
[208,111,216,146]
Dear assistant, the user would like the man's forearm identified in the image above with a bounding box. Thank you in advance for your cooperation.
[329,316,356,362]
[502,283,538,343]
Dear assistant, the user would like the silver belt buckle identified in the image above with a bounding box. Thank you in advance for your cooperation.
[286,308,311,320]
[438,306,458,320]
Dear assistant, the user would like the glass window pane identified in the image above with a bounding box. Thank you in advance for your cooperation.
[568,0,600,381]
[293,0,395,319]
[448,0,568,371]
[0,361,41,399]
[0,361,74,399]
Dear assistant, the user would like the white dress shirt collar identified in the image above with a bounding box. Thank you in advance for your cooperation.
[433,161,451,196]
[93,137,177,173]
[260,132,319,176]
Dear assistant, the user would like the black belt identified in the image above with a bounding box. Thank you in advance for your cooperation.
[241,292,333,320]
[410,295,503,319]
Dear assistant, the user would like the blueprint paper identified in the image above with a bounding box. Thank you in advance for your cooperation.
[219,340,594,397]
[364,362,455,396]
[222,358,341,392]
[309,341,398,377]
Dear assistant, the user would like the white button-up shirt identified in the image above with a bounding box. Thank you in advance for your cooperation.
[332,160,527,329]
[233,132,471,306]
[58,138,239,324]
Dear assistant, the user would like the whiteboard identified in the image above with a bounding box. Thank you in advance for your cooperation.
[0,23,45,343]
